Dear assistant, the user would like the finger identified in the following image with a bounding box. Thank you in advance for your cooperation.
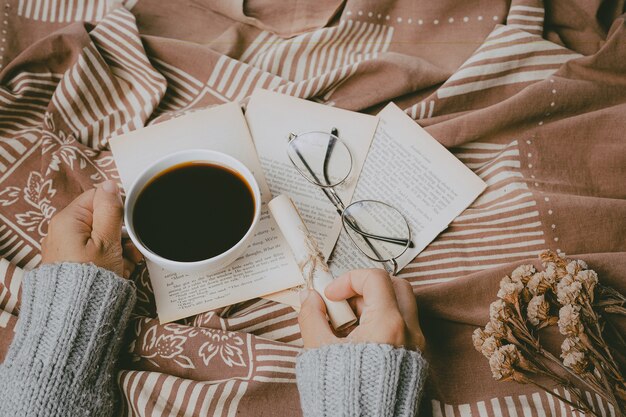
[92,181,123,244]
[325,269,398,311]
[67,188,97,211]
[55,189,96,225]
[123,258,135,279]
[347,296,365,316]
[122,239,143,263]
[298,289,337,348]
[390,277,426,350]
[390,277,420,331]
[50,189,97,242]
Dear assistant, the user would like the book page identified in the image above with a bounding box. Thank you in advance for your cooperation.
[246,89,379,257]
[110,103,304,323]
[329,102,487,275]
[245,89,379,306]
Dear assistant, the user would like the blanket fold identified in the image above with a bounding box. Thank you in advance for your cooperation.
[0,0,624,416]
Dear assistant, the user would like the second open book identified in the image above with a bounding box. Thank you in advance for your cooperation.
[110,89,486,323]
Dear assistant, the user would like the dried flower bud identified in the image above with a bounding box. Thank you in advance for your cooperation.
[489,344,519,380]
[539,250,566,267]
[575,269,598,298]
[556,274,583,305]
[527,295,550,326]
[485,319,507,339]
[497,276,523,303]
[472,327,488,352]
[544,263,557,280]
[539,250,552,266]
[558,304,583,336]
[481,336,500,358]
[490,299,511,322]
[561,336,584,353]
[527,271,556,296]
[561,350,589,374]
[566,259,588,276]
[511,264,535,285]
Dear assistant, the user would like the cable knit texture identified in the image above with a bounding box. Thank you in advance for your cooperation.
[296,343,428,417]
[0,262,136,417]
[0,263,426,417]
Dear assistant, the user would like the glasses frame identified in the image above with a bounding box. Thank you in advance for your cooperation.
[287,129,412,275]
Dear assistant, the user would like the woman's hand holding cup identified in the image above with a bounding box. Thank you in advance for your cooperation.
[41,181,142,278]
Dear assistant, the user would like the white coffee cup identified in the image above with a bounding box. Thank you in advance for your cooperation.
[124,149,262,274]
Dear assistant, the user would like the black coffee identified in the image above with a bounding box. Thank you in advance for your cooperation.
[133,161,255,262]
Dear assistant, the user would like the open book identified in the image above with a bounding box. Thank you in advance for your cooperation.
[110,90,486,323]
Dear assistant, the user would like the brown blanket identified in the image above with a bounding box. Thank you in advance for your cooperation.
[1,0,625,415]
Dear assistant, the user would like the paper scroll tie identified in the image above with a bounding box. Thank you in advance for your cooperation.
[268,194,357,331]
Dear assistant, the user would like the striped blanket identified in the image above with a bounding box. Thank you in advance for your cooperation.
[1,0,625,416]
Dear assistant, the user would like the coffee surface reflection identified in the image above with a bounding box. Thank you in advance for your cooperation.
[133,161,255,262]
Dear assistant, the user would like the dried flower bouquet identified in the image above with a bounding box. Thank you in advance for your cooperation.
[473,251,626,416]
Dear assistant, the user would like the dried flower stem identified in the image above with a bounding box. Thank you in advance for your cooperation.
[584,302,623,380]
[510,309,616,407]
[590,355,624,417]
[507,305,612,402]
[521,376,596,417]
[577,308,625,401]
[538,345,613,404]
[605,320,626,350]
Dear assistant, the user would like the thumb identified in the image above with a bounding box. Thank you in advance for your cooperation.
[298,289,337,348]
[92,180,123,244]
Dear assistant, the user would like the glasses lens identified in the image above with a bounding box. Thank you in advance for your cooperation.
[287,131,352,187]
[341,200,411,262]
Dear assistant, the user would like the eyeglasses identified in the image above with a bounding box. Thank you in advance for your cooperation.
[287,129,413,275]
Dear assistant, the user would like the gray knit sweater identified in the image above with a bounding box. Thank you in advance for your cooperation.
[0,263,427,417]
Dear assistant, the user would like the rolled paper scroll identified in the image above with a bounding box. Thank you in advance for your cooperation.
[268,194,357,331]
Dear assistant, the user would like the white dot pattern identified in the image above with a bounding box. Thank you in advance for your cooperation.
[0,2,7,69]
[530,79,561,248]
[342,10,489,26]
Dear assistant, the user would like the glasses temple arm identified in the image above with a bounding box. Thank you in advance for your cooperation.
[322,128,339,186]
[342,212,411,246]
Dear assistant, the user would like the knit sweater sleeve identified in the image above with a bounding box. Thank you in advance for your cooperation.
[0,262,136,417]
[296,343,428,417]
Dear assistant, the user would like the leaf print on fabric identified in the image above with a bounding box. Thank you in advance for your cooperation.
[153,334,187,359]
[139,323,197,369]
[198,330,246,368]
[0,186,20,206]
[145,332,185,359]
[23,171,56,208]
[173,355,195,369]
[50,146,88,172]
[16,209,53,236]
[14,172,57,237]
[164,323,199,337]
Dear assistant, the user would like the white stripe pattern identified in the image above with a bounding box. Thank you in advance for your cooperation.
[50,8,165,148]
[1,73,61,141]
[16,0,136,22]
[425,388,622,417]
[203,19,394,103]
[507,2,545,35]
[402,140,545,284]
[436,25,580,99]
[406,99,436,120]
